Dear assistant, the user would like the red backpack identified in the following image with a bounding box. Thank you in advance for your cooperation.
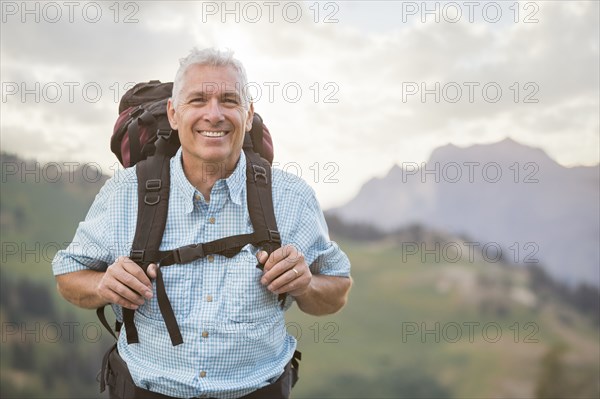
[110,80,274,167]
[99,81,283,348]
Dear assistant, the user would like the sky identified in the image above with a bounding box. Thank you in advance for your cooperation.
[1,0,599,209]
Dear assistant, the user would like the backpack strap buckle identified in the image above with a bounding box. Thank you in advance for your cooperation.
[267,230,281,244]
[173,243,204,264]
[130,249,145,263]
[144,193,160,205]
[156,129,173,140]
[145,179,162,191]
[129,106,144,118]
[252,164,268,184]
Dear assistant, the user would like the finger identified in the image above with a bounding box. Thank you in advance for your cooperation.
[108,274,148,305]
[107,287,144,309]
[256,251,268,265]
[121,258,153,290]
[277,245,303,266]
[262,244,301,273]
[98,277,144,309]
[146,263,158,280]
[106,264,152,303]
[272,273,311,296]
[266,267,301,292]
[262,251,305,286]
[115,259,152,298]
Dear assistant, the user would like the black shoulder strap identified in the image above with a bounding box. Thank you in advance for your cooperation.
[243,135,279,256]
[96,306,119,341]
[123,132,183,346]
[107,132,282,347]
[243,136,286,306]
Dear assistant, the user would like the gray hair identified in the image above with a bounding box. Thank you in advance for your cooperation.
[171,48,251,109]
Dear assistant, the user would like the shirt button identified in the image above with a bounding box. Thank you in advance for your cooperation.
[207,255,214,262]
[208,217,215,224]
[194,195,201,201]
[200,371,207,378]
[202,331,209,338]
[206,295,213,302]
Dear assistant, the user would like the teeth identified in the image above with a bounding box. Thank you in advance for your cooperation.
[199,131,226,137]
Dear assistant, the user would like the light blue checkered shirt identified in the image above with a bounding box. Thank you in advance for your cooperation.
[52,148,351,399]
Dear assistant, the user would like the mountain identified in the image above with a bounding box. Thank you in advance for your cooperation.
[1,150,598,399]
[330,138,600,286]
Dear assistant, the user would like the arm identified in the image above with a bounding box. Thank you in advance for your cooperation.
[56,269,107,309]
[257,247,352,315]
[293,274,352,315]
[258,178,352,315]
[52,169,152,310]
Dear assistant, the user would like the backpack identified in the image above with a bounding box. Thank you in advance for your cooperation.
[97,81,284,348]
[110,80,274,167]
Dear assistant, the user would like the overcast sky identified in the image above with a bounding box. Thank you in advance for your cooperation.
[1,0,599,208]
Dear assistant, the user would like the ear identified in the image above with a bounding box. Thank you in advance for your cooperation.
[245,103,254,132]
[167,98,178,130]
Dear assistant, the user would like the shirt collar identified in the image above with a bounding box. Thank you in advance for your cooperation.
[224,150,246,206]
[171,148,246,213]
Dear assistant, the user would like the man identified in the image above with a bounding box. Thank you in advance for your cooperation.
[52,48,352,399]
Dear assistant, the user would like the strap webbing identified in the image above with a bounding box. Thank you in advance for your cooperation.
[96,306,118,341]
[112,133,283,347]
[155,267,183,345]
[127,121,142,166]
[157,229,279,266]
[123,139,177,345]
[242,142,285,305]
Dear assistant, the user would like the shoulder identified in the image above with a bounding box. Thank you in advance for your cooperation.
[271,167,316,204]
[95,165,138,203]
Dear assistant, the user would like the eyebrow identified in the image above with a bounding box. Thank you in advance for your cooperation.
[185,90,241,99]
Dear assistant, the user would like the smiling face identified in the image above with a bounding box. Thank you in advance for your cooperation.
[167,64,253,174]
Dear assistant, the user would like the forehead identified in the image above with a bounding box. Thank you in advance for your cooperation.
[181,64,242,94]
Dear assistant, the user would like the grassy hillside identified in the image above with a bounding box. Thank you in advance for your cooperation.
[286,239,599,398]
[1,153,113,397]
[1,152,598,398]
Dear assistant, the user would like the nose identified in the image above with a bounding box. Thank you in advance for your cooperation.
[203,98,225,125]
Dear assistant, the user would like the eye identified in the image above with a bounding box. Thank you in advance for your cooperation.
[221,93,241,104]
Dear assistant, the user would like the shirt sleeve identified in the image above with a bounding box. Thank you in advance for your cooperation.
[51,176,117,276]
[288,188,351,278]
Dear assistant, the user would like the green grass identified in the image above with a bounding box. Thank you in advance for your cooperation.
[286,240,599,398]
[2,164,598,399]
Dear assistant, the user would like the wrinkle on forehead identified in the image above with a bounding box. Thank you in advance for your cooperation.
[178,64,249,109]
[182,66,242,92]
[183,64,241,85]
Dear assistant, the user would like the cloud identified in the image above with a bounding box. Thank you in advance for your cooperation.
[1,1,598,208]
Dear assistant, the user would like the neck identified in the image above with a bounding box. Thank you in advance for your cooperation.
[181,152,240,202]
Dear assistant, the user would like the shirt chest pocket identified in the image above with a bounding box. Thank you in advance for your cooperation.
[224,250,279,323]
[137,266,193,322]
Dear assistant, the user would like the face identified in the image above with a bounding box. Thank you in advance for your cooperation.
[167,64,253,171]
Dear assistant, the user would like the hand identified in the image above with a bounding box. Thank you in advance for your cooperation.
[257,245,312,297]
[96,257,154,310]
